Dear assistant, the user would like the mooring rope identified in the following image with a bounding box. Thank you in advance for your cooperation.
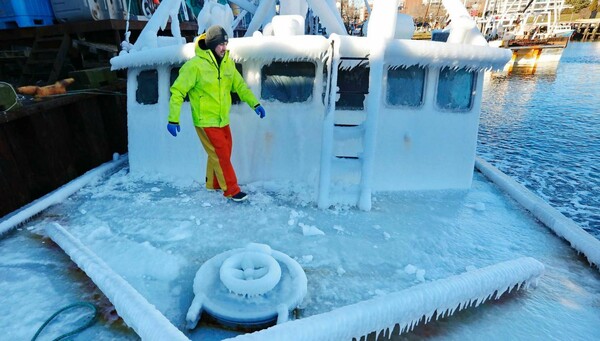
[31,302,97,341]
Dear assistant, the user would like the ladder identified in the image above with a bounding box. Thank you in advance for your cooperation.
[318,40,376,210]
[19,32,71,86]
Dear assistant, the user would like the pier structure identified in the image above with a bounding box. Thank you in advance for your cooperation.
[0,19,199,86]
[569,19,600,42]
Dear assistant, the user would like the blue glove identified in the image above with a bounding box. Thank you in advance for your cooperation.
[254,105,266,119]
[167,123,180,137]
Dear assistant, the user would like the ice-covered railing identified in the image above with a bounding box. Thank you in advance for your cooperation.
[112,0,511,72]
[130,0,186,51]
[45,223,190,341]
[226,257,544,341]
[0,155,127,237]
[476,157,600,270]
[442,0,488,46]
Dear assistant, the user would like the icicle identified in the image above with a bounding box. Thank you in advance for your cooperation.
[227,257,544,341]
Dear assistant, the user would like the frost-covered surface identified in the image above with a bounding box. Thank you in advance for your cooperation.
[227,35,329,63]
[111,0,509,72]
[112,31,510,72]
[384,39,512,71]
[2,159,599,340]
[3,1,598,339]
[0,155,126,237]
[131,0,186,51]
[227,257,544,341]
[196,0,234,37]
[45,222,190,341]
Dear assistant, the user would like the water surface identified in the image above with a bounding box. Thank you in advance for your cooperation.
[478,42,600,239]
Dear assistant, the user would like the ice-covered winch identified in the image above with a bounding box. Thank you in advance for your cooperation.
[186,243,307,330]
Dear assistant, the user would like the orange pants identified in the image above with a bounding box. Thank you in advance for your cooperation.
[195,125,241,197]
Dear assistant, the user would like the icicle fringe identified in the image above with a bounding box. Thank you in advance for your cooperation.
[226,257,544,341]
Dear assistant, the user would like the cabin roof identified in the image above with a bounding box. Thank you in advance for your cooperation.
[111,34,511,72]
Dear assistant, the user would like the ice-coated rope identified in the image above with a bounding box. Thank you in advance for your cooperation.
[31,302,97,341]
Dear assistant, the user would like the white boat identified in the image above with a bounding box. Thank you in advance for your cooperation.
[2,0,599,340]
[111,0,510,211]
[478,0,573,72]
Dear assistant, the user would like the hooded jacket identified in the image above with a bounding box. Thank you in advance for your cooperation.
[168,34,259,128]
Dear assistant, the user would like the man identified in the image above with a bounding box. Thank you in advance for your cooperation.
[167,25,266,202]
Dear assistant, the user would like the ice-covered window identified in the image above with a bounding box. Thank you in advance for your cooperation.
[322,57,329,105]
[336,60,369,110]
[386,65,426,107]
[136,69,158,105]
[436,67,476,111]
[169,66,189,102]
[261,62,315,103]
[231,63,243,105]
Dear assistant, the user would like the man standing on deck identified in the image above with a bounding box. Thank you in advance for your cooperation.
[167,25,266,202]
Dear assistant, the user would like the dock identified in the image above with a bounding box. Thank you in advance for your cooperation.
[569,18,600,42]
[0,19,199,86]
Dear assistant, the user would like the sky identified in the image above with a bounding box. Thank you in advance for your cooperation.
[0,0,599,340]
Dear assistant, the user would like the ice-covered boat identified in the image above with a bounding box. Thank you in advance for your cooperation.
[1,0,599,340]
[110,0,510,211]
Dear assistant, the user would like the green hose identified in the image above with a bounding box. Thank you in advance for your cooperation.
[31,302,97,341]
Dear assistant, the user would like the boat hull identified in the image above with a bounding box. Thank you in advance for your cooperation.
[490,37,569,73]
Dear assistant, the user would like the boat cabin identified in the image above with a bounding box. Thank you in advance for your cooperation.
[110,0,510,210]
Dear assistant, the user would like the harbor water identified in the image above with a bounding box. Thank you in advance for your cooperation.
[478,42,600,240]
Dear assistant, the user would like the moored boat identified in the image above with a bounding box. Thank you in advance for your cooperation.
[478,0,573,72]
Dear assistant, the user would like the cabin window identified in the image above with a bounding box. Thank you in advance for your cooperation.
[336,60,369,110]
[386,65,426,107]
[261,62,315,103]
[169,66,189,102]
[136,69,158,105]
[231,63,243,105]
[322,57,329,105]
[436,67,476,111]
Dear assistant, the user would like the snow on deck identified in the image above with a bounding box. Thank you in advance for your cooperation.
[1,159,599,340]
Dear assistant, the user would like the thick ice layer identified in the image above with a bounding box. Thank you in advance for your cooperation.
[0,156,126,237]
[226,257,544,341]
[186,244,307,329]
[45,223,189,341]
[219,251,282,296]
[4,159,599,340]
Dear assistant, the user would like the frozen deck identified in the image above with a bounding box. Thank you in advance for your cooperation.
[1,159,599,340]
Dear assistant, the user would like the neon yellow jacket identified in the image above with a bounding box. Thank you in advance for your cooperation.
[168,35,259,128]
